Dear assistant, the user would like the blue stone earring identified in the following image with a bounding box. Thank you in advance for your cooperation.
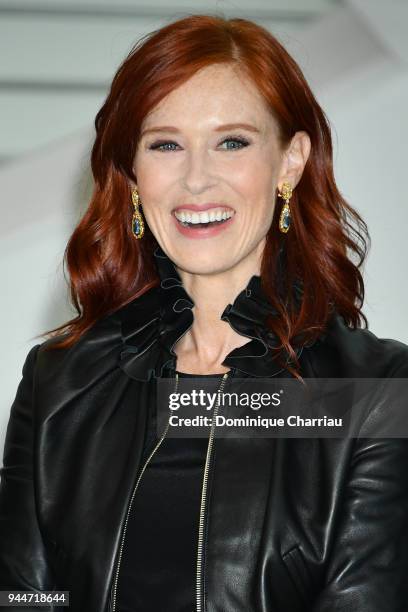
[131,188,145,239]
[277,182,293,233]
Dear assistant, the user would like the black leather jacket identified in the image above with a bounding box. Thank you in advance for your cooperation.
[1,245,408,612]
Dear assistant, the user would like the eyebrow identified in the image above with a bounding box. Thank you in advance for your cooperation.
[140,122,260,137]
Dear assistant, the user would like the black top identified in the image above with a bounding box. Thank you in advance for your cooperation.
[115,371,227,612]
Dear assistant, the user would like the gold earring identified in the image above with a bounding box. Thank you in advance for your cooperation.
[277,182,293,233]
[131,188,144,239]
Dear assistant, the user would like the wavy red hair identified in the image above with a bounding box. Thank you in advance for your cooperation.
[39,13,370,376]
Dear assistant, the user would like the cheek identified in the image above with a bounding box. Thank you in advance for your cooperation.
[230,155,276,195]
[134,151,172,193]
[236,172,276,220]
[135,167,172,212]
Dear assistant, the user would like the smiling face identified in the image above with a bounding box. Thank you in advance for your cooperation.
[133,63,292,277]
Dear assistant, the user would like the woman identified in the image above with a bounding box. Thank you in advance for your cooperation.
[1,13,408,612]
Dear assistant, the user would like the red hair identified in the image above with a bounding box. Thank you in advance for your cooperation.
[39,14,369,375]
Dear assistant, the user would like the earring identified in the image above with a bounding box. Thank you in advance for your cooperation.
[131,188,145,239]
[277,182,293,233]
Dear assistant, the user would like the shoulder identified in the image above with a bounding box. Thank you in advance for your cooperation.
[34,285,161,383]
[303,312,408,377]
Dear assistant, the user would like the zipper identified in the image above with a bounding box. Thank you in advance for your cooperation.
[108,367,233,612]
[196,368,233,612]
[109,372,179,611]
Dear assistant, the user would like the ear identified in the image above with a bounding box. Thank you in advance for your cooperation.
[277,131,311,190]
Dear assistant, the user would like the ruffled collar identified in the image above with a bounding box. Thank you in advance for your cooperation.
[118,245,305,381]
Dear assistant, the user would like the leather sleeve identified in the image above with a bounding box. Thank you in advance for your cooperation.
[0,344,56,608]
[312,368,408,611]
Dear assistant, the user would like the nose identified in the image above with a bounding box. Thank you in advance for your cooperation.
[181,146,216,194]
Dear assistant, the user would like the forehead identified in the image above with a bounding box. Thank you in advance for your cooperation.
[141,63,275,132]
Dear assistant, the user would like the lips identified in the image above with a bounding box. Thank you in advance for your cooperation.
[171,202,236,239]
[174,208,234,223]
[172,203,235,213]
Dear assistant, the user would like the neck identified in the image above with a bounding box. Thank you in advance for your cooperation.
[173,247,263,373]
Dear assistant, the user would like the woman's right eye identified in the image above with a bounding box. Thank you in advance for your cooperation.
[149,140,179,152]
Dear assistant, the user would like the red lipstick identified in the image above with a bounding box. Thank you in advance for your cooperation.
[173,203,234,212]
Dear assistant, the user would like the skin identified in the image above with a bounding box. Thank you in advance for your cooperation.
[132,63,311,374]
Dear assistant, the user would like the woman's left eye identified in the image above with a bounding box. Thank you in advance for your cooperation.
[219,136,250,150]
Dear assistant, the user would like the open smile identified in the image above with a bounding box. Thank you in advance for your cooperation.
[171,206,236,239]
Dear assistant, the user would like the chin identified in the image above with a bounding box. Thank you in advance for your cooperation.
[173,254,238,277]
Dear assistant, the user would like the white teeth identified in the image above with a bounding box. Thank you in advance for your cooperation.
[174,208,234,225]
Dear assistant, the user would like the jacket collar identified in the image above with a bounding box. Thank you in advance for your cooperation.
[118,245,304,381]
